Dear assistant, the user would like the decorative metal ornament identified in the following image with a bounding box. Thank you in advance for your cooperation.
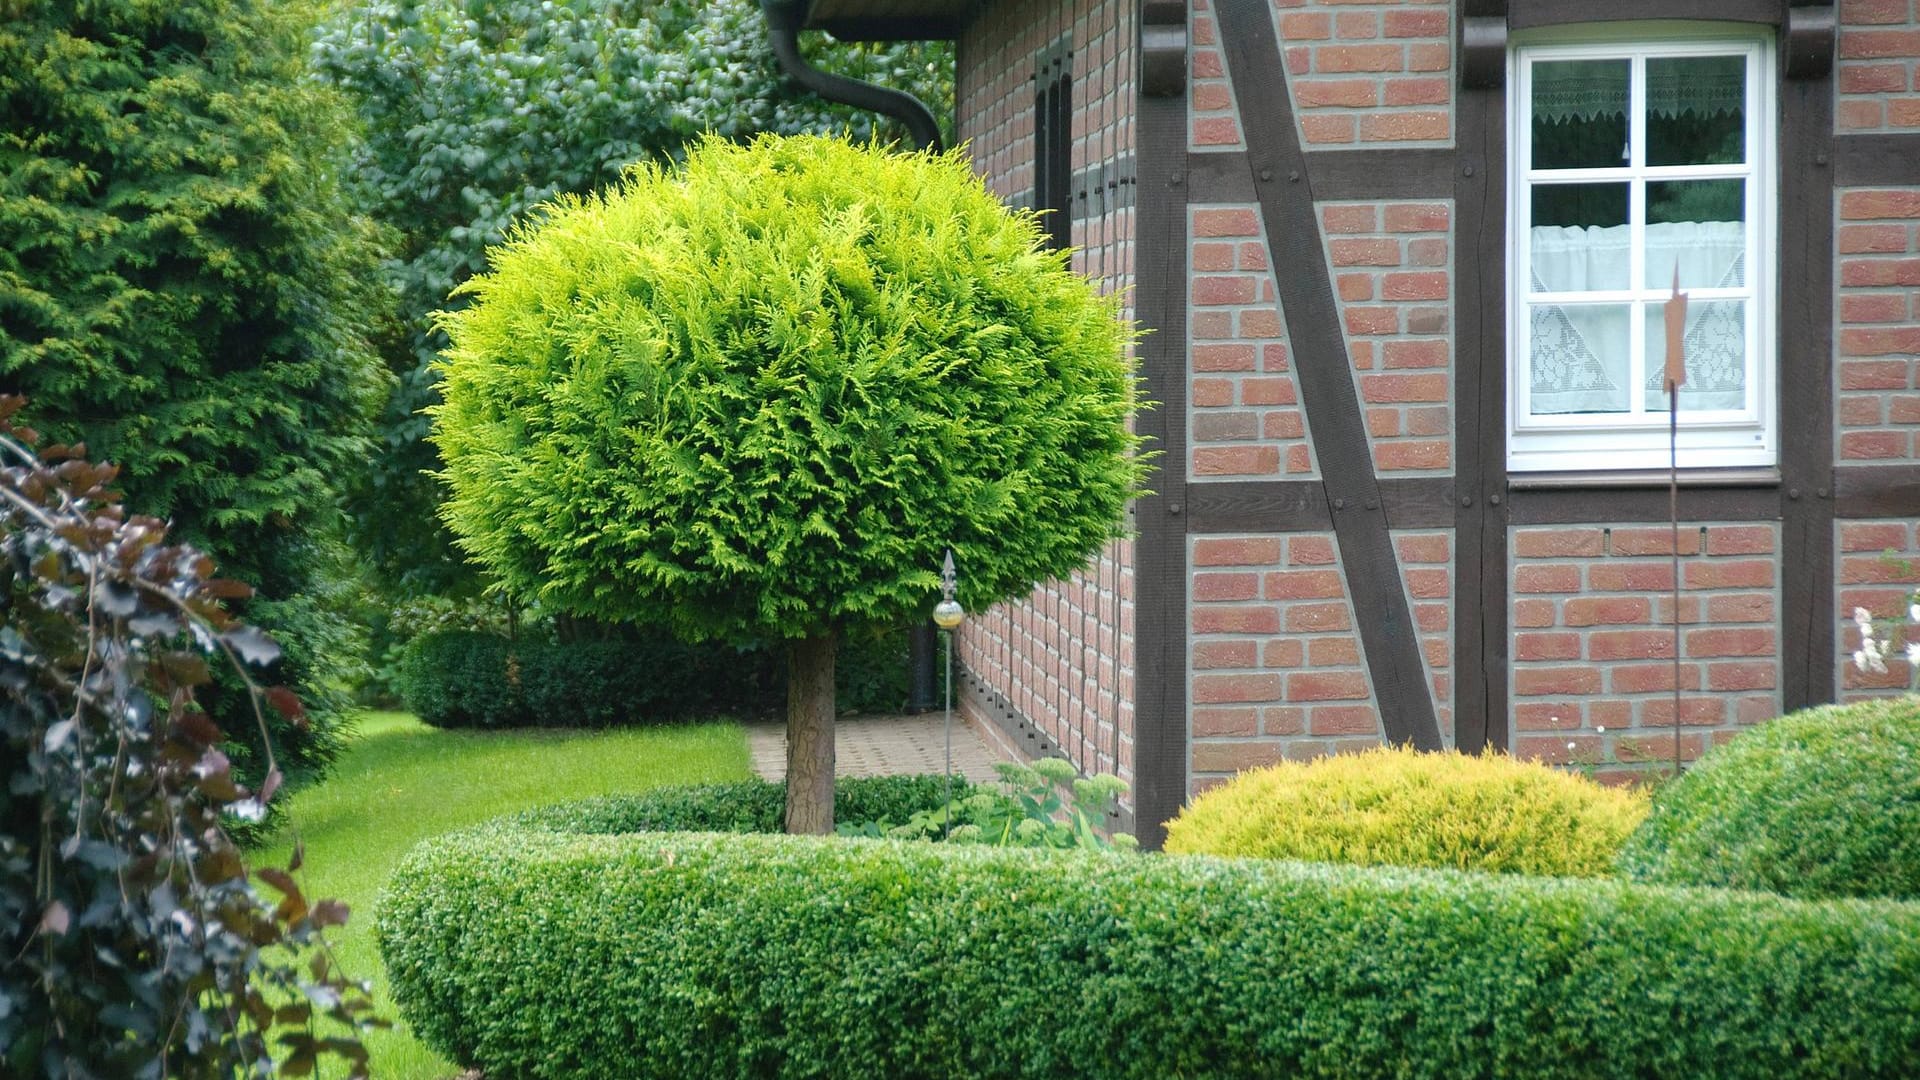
[933,549,964,628]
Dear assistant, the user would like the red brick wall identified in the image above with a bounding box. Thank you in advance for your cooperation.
[1509,525,1782,776]
[1322,200,1454,473]
[1188,532,1379,785]
[1837,188,1920,461]
[1838,521,1920,697]
[1187,529,1452,787]
[1191,0,1453,151]
[1838,0,1920,131]
[1190,203,1314,479]
[953,0,1138,796]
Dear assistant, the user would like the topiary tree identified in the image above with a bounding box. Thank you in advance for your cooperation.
[431,135,1145,833]
[0,0,388,791]
[310,0,954,597]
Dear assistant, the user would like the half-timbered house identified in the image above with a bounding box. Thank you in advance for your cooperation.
[769,0,1920,846]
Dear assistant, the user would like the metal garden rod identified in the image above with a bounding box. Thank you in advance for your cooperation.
[932,550,965,838]
[1664,270,1688,779]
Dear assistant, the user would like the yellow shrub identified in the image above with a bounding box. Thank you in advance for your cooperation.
[1164,745,1648,878]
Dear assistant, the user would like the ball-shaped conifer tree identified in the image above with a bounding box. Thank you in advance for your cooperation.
[431,134,1145,832]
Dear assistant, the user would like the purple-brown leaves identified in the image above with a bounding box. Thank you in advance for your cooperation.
[0,401,377,1077]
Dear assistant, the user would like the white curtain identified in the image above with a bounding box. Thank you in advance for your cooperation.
[1528,221,1747,414]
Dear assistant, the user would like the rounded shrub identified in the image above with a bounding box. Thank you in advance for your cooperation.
[380,825,1920,1079]
[1619,696,1920,900]
[1163,744,1648,877]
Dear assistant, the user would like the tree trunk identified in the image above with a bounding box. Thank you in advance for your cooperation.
[784,630,837,835]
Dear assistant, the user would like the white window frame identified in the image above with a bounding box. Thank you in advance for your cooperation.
[1507,25,1777,474]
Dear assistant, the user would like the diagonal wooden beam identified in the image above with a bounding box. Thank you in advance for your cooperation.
[1213,0,1444,752]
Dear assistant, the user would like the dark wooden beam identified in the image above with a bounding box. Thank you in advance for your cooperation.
[1509,0,1783,29]
[1189,149,1455,204]
[1215,0,1444,753]
[1834,465,1920,519]
[1777,68,1837,712]
[1186,481,1330,534]
[1185,477,1453,534]
[1833,133,1920,186]
[1128,0,1191,851]
[1454,72,1508,753]
[1508,485,1781,525]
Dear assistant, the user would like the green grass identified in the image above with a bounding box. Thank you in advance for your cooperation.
[257,711,751,1080]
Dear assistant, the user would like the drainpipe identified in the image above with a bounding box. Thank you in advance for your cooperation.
[758,0,944,152]
[760,0,946,711]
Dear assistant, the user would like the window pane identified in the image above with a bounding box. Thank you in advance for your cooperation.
[1645,180,1746,289]
[1530,302,1631,414]
[1647,55,1746,166]
[1529,183,1630,293]
[1532,59,1629,170]
[1645,299,1747,411]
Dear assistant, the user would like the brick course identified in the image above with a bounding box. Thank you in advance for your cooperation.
[954,0,1137,795]
[1189,533,1382,784]
[1190,203,1316,479]
[1837,187,1920,461]
[1839,0,1920,132]
[1509,524,1783,772]
[1316,202,1456,472]
[1838,519,1920,698]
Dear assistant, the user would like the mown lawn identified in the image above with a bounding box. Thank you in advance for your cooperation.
[257,711,751,1080]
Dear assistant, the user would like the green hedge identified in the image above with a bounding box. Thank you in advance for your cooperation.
[381,827,1920,1079]
[398,629,913,728]
[1620,696,1920,900]
[511,774,971,836]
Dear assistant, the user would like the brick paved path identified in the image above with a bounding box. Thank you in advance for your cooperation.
[747,713,1007,784]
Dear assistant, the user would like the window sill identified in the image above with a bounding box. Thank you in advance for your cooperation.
[1506,467,1780,490]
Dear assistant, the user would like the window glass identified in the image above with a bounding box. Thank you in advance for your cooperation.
[1645,179,1745,289]
[1530,303,1632,414]
[1644,299,1747,411]
[1531,59,1629,170]
[1646,55,1746,165]
[1530,183,1630,293]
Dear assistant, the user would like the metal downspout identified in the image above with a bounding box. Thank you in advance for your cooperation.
[760,0,946,711]
[758,0,944,152]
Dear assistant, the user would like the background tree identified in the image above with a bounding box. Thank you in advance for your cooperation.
[0,0,388,789]
[310,0,954,598]
[430,135,1145,833]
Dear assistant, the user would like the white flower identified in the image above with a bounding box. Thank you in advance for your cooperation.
[1855,606,1875,629]
[1909,601,1919,624]
[1907,641,1920,667]
[1596,725,1606,734]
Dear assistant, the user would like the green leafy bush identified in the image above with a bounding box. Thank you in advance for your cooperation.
[0,0,389,791]
[310,0,953,594]
[512,775,969,836]
[843,759,1136,850]
[1164,744,1648,877]
[1619,697,1920,899]
[381,823,1920,1080]
[0,405,377,1077]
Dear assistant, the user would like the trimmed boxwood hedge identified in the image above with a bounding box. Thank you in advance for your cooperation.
[511,774,972,836]
[380,823,1920,1079]
[1619,696,1920,900]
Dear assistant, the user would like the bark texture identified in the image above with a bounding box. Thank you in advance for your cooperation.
[784,630,838,834]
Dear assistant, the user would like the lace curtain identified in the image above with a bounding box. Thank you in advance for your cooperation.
[1531,56,1745,123]
[1528,221,1747,414]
